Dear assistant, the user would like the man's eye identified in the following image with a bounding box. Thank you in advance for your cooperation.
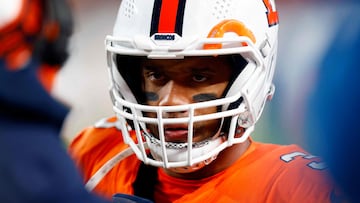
[148,71,164,81]
[192,74,207,82]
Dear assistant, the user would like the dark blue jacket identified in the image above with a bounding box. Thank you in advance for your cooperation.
[0,58,110,203]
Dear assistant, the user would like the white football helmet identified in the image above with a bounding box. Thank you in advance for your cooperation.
[106,0,279,171]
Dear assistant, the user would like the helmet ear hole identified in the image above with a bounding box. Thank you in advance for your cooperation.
[221,54,248,98]
[219,54,247,135]
[115,55,146,104]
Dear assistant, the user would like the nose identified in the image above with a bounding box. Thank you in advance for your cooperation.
[158,81,191,106]
[158,81,191,117]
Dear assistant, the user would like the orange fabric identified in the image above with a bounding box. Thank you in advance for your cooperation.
[69,117,141,200]
[43,21,60,42]
[0,31,24,57]
[69,117,338,203]
[36,64,59,92]
[155,167,225,203]
[22,0,43,35]
[5,44,31,70]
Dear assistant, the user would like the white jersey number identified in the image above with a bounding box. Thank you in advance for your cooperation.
[281,151,327,170]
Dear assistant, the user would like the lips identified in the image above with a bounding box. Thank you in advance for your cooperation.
[164,125,189,142]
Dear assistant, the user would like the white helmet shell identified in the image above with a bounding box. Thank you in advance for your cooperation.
[106,0,279,170]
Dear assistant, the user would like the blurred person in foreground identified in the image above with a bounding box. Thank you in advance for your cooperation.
[69,0,346,202]
[306,2,360,202]
[0,0,115,202]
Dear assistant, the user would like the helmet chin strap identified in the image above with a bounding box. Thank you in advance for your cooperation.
[167,154,219,173]
[145,125,227,172]
[166,125,247,174]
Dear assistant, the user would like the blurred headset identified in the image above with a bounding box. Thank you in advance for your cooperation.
[36,0,74,66]
[0,0,73,68]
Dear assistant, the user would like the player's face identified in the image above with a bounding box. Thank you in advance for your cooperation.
[141,56,232,143]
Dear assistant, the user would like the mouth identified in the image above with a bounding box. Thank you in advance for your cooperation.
[164,125,189,143]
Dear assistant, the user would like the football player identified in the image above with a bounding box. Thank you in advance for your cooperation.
[70,0,344,202]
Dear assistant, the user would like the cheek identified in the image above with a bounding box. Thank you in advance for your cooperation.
[193,117,222,141]
[215,81,230,96]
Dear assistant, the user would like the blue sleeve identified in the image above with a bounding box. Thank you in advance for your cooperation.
[113,193,153,203]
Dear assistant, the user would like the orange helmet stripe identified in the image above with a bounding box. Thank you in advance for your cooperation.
[158,0,179,33]
[150,0,186,36]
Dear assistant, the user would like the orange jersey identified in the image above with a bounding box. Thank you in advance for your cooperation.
[69,117,340,203]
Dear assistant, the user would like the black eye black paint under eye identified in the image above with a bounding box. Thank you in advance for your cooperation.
[145,92,217,102]
[193,93,217,102]
[145,92,159,101]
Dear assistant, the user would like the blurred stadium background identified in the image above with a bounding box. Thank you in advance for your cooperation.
[56,0,349,154]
